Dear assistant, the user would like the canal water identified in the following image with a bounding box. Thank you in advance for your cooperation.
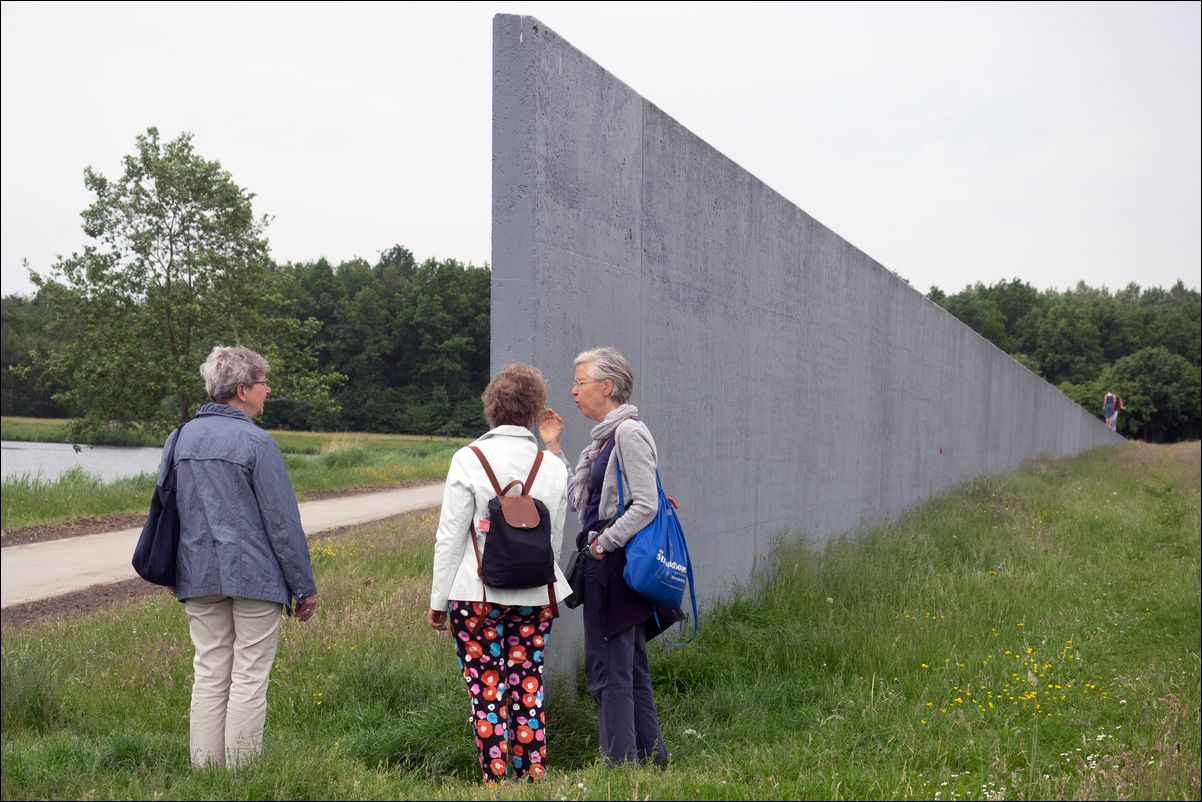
[1,440,164,482]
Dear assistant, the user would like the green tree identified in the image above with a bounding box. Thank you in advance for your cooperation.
[32,127,341,438]
[1111,347,1201,442]
[1139,281,1201,367]
[941,287,1008,348]
[1,291,72,417]
[982,278,1042,353]
[1029,296,1105,385]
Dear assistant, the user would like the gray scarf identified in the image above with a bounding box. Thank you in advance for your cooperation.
[566,403,638,511]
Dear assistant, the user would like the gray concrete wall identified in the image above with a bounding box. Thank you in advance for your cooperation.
[492,14,1121,679]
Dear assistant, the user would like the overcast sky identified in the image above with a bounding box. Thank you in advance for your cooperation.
[2,1,1199,300]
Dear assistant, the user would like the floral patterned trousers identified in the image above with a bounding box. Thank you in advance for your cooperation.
[449,601,554,781]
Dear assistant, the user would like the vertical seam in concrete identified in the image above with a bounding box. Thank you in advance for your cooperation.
[639,99,646,393]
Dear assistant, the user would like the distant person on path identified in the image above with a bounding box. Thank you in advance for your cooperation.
[1111,393,1125,433]
[538,346,678,767]
[427,363,570,783]
[165,345,318,768]
[1103,388,1118,431]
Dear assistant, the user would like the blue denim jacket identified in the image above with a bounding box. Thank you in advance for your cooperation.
[159,403,316,611]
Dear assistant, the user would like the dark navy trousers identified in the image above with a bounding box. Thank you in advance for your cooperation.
[582,556,668,764]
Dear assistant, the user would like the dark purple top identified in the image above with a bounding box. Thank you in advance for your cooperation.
[580,437,615,538]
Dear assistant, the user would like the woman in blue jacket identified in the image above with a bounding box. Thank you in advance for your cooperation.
[163,345,318,768]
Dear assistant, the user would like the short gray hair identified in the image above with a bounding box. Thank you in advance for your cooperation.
[200,345,270,403]
[574,347,634,404]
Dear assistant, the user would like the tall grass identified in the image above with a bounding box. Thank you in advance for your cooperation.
[1,424,467,531]
[1,442,1197,800]
[1,468,157,530]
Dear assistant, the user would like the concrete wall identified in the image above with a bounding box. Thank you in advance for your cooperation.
[491,14,1121,678]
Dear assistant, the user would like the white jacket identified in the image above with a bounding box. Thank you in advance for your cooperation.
[429,425,571,610]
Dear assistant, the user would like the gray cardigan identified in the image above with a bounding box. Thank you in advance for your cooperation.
[561,418,660,552]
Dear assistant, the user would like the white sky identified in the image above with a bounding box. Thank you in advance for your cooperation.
[2,1,1199,299]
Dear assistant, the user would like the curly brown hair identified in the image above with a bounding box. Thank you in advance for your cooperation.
[481,363,548,428]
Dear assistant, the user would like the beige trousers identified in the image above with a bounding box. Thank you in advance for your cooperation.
[185,595,282,768]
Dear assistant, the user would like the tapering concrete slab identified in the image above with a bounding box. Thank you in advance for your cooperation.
[0,483,444,608]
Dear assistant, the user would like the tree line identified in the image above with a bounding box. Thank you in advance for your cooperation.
[1,128,488,439]
[1,128,1199,442]
[929,279,1200,441]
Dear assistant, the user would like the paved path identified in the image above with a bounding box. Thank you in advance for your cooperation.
[0,483,444,608]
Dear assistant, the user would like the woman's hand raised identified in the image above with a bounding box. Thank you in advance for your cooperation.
[538,407,564,451]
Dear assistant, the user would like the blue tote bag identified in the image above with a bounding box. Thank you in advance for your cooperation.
[616,459,698,645]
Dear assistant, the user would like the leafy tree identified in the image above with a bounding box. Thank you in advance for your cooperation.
[1029,297,1105,385]
[260,247,490,436]
[941,287,1007,348]
[1140,281,1201,367]
[31,127,341,438]
[1,291,72,417]
[983,278,1041,353]
[1111,347,1201,442]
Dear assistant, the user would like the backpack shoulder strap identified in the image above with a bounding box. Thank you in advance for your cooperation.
[521,449,544,496]
[469,446,504,496]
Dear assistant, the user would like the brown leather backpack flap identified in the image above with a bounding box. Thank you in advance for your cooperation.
[498,495,540,528]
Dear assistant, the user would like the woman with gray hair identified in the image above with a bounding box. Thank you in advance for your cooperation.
[162,345,318,768]
[538,346,677,766]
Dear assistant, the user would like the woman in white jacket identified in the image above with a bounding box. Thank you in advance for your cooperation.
[427,363,570,783]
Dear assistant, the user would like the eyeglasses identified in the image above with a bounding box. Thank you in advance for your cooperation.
[572,378,606,388]
[245,380,270,388]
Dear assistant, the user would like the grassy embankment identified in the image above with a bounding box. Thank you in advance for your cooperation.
[1,417,466,532]
[2,442,1198,800]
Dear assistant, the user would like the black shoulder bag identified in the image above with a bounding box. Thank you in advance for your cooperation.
[131,421,188,586]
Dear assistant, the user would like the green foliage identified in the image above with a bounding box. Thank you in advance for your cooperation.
[937,278,1201,440]
[0,468,156,531]
[1,294,73,418]
[2,443,1198,799]
[1112,347,1201,442]
[268,245,490,436]
[28,127,342,439]
[941,289,1007,348]
[1030,296,1105,384]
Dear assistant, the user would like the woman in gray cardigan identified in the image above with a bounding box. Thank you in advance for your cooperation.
[167,346,318,768]
[539,346,670,766]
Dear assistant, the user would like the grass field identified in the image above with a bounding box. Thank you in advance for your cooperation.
[0,417,467,532]
[1,441,1197,799]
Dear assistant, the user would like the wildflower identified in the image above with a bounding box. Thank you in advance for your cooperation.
[920,663,929,669]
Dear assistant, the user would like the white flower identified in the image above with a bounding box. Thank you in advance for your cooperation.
[826,597,834,604]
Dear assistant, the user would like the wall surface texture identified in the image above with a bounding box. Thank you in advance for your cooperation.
[492,14,1122,678]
